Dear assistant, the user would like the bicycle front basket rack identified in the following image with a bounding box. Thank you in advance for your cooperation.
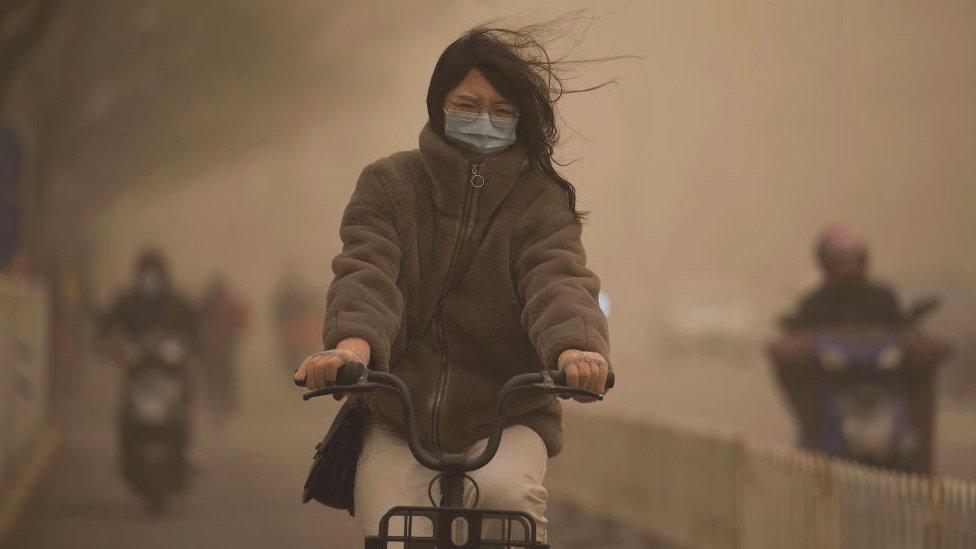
[364,505,549,548]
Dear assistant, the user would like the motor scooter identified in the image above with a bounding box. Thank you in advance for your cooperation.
[117,329,193,512]
[768,297,951,473]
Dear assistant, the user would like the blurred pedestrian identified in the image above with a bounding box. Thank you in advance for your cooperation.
[273,270,321,376]
[198,275,249,419]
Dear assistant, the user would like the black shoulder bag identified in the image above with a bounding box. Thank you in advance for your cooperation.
[302,397,369,515]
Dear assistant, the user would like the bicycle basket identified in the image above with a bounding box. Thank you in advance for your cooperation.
[364,505,549,548]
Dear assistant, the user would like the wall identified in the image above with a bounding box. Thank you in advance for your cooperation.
[0,276,49,496]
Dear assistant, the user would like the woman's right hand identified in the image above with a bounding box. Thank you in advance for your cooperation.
[293,348,363,390]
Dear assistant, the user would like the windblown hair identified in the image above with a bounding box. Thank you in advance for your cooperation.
[426,13,634,222]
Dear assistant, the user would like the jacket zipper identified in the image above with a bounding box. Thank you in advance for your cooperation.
[431,162,482,449]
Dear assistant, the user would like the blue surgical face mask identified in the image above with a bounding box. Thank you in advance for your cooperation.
[444,112,517,155]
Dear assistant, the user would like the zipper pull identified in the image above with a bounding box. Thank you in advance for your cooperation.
[470,163,485,188]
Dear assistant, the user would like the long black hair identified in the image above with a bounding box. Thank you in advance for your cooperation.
[426,16,632,222]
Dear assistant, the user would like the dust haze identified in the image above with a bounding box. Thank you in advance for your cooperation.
[16,0,976,467]
[4,0,975,546]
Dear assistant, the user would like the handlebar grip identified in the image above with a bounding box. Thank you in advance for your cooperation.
[336,362,367,385]
[293,361,368,388]
[549,370,615,390]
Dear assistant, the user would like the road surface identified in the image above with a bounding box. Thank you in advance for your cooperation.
[7,360,652,548]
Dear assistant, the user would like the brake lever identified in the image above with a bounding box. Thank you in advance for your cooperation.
[302,382,382,401]
[535,383,603,401]
[532,370,604,401]
[530,383,604,401]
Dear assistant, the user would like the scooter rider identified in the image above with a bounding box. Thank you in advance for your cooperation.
[98,248,201,501]
[294,24,612,544]
[772,226,951,473]
[99,248,200,351]
[788,225,903,330]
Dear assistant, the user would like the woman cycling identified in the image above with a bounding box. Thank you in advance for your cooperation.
[294,23,611,543]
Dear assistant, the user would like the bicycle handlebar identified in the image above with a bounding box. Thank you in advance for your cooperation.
[297,363,615,472]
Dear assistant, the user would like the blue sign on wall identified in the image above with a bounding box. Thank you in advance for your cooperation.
[0,122,25,267]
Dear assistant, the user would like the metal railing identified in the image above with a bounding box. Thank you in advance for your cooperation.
[548,409,976,549]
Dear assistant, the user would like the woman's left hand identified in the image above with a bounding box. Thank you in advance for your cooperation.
[557,349,610,400]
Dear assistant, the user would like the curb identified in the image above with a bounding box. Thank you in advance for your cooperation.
[0,428,61,544]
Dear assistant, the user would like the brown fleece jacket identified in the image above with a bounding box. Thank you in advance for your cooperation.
[322,123,610,456]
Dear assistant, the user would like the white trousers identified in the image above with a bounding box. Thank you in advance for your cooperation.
[354,417,550,543]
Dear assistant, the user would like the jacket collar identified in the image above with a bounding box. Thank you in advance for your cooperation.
[418,122,528,216]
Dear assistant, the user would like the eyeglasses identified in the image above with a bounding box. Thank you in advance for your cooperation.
[444,97,520,129]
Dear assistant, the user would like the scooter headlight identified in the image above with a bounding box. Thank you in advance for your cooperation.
[819,346,848,371]
[133,375,182,424]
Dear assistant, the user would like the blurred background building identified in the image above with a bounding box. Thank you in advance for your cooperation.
[1,1,974,548]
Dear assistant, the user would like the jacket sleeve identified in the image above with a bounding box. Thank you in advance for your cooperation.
[322,164,404,371]
[514,208,610,370]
